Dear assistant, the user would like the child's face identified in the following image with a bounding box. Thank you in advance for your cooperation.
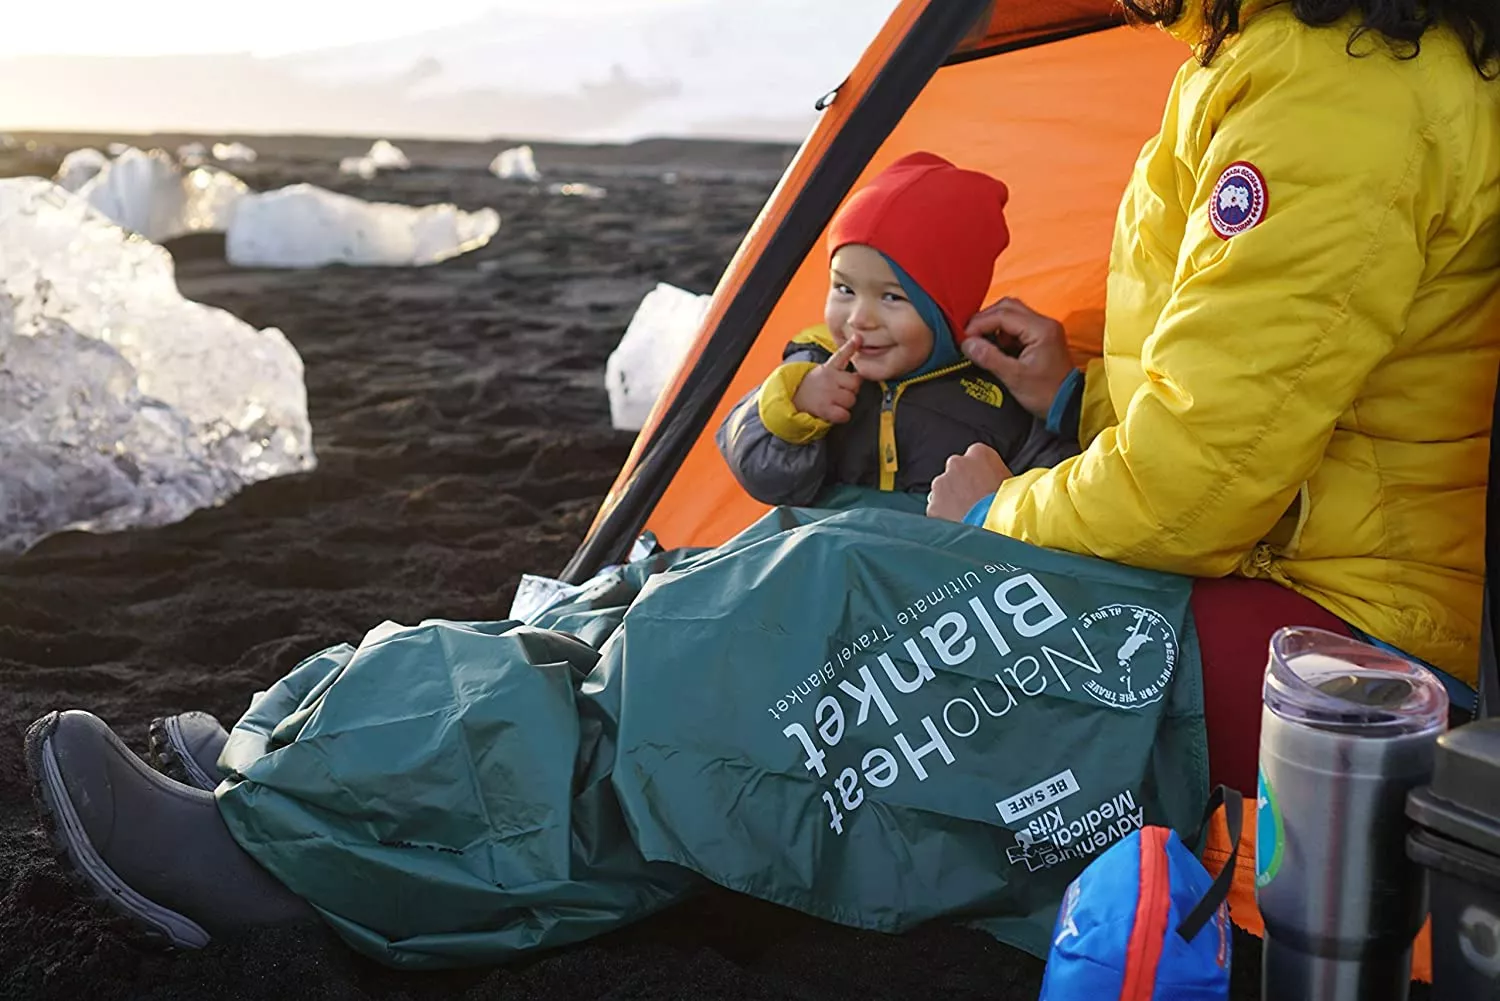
[825,244,935,383]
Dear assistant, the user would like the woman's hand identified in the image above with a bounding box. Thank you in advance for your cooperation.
[961,298,1075,418]
[927,444,1012,522]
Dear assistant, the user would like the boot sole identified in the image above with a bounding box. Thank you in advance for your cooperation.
[24,712,212,950]
[147,716,218,791]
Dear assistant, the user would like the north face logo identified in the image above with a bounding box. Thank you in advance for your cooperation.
[960,378,1005,409]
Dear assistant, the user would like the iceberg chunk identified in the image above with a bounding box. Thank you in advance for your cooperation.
[75,148,248,244]
[546,182,606,200]
[54,148,109,193]
[226,183,499,269]
[490,145,541,181]
[339,156,378,179]
[212,141,258,163]
[0,178,314,553]
[365,140,410,170]
[605,283,710,431]
[177,142,208,166]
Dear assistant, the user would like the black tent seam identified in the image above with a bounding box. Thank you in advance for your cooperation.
[562,0,993,582]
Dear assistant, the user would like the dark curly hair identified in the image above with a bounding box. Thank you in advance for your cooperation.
[1120,0,1499,76]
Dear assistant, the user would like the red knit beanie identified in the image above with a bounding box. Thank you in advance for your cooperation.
[826,151,1010,341]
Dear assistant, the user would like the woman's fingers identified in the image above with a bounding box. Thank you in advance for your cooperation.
[965,297,1063,349]
[962,337,1023,381]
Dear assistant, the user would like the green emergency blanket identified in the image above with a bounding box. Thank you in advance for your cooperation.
[216,502,1208,969]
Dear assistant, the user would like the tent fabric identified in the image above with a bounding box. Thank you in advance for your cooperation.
[955,0,1129,59]
[571,14,1186,575]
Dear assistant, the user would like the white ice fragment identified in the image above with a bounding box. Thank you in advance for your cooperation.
[107,142,131,156]
[54,148,110,192]
[366,140,410,170]
[338,156,378,179]
[546,181,607,200]
[76,148,248,244]
[0,178,314,553]
[212,141,258,163]
[177,142,208,166]
[490,145,540,181]
[605,282,710,432]
[508,573,590,623]
[225,183,499,269]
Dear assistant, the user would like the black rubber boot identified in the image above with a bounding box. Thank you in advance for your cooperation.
[24,710,315,949]
[148,712,229,791]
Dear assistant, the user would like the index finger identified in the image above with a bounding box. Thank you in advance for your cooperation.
[824,333,862,370]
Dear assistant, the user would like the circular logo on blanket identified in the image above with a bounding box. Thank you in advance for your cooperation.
[1075,604,1178,710]
[1209,161,1268,239]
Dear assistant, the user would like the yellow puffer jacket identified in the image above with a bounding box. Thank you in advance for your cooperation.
[981,7,1500,681]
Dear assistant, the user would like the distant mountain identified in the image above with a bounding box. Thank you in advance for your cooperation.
[0,1,898,141]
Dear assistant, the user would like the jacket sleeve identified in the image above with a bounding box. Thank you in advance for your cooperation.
[980,30,1433,575]
[1043,357,1113,452]
[716,353,835,507]
[1004,418,1082,476]
[1077,358,1115,448]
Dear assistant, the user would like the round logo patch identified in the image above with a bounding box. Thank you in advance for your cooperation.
[1075,603,1179,710]
[1209,161,1268,239]
[1255,768,1285,889]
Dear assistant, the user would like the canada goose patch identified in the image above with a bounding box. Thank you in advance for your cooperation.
[1210,161,1268,239]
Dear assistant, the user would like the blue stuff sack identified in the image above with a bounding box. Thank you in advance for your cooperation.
[1039,786,1242,1001]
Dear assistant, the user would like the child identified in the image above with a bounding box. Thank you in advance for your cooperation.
[716,151,1077,507]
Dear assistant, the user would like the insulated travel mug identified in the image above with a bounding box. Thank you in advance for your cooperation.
[1257,626,1448,1001]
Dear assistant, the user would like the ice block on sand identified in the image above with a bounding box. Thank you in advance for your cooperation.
[76,147,248,243]
[605,283,711,432]
[226,184,500,269]
[0,177,314,552]
[490,145,541,181]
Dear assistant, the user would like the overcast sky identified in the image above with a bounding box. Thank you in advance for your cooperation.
[0,1,901,140]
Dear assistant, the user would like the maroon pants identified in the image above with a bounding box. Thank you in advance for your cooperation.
[1190,576,1350,795]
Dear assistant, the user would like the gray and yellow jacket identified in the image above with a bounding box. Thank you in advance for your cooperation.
[716,324,1078,507]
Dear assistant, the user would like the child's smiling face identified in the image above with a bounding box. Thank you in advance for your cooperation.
[825,244,935,383]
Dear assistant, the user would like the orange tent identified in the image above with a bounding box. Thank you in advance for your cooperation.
[565,0,1185,577]
[564,0,1449,980]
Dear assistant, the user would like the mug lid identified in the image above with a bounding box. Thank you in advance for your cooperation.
[1264,627,1448,736]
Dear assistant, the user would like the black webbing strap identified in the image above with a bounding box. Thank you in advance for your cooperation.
[1178,784,1245,942]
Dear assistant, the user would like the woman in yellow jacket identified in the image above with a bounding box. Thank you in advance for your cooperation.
[929,0,1500,794]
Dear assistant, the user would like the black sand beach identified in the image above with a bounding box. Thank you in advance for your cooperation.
[2,133,1289,1000]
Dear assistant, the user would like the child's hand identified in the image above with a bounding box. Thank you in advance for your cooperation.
[927,443,1013,522]
[792,335,864,423]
